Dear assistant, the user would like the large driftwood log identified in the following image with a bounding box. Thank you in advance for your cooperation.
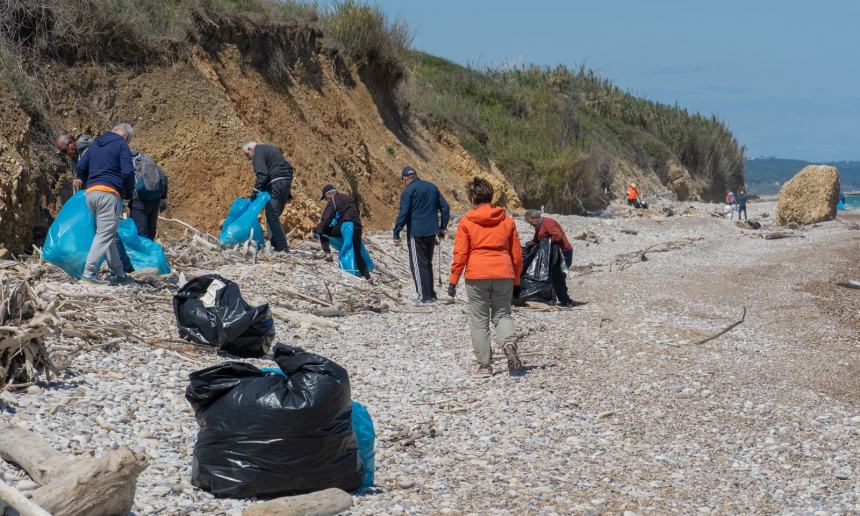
[0,424,147,516]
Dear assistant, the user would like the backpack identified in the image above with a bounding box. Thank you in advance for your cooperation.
[133,154,164,201]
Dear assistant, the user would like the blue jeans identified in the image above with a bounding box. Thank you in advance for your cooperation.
[552,249,573,304]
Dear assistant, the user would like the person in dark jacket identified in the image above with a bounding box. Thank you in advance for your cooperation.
[75,124,136,285]
[737,190,748,221]
[59,132,134,273]
[392,166,450,303]
[314,185,370,280]
[243,141,293,252]
[129,151,168,240]
[525,209,574,306]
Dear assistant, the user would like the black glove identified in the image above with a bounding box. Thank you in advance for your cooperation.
[159,199,168,212]
[513,285,521,298]
[447,283,457,298]
[249,191,257,201]
[437,229,447,240]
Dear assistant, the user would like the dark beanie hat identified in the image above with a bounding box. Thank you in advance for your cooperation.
[321,184,336,200]
[401,166,417,178]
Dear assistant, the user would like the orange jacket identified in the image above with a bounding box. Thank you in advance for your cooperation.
[449,204,523,286]
[627,186,638,201]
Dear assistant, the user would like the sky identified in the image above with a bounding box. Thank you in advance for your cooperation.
[373,0,860,161]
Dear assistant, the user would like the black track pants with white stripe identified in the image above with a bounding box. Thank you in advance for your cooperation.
[408,235,437,302]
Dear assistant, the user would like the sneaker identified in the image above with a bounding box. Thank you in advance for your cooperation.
[558,300,575,308]
[80,275,108,286]
[503,342,523,372]
[471,366,493,378]
[324,254,334,263]
[112,274,135,285]
[421,298,436,305]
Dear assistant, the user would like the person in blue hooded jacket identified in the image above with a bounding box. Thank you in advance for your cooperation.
[392,166,450,303]
[74,124,136,285]
[57,132,135,274]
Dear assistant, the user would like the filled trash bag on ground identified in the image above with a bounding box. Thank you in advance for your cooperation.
[42,191,95,278]
[185,345,364,499]
[219,192,270,247]
[518,238,564,304]
[117,219,170,274]
[326,221,375,277]
[173,274,274,358]
[257,368,376,490]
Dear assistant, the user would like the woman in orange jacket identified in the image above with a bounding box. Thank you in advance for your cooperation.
[448,177,524,376]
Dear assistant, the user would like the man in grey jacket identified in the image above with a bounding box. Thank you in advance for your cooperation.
[243,141,293,253]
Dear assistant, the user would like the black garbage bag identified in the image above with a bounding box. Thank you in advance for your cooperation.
[518,238,565,304]
[173,274,274,358]
[185,345,363,499]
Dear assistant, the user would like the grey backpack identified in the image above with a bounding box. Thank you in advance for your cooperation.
[133,154,164,201]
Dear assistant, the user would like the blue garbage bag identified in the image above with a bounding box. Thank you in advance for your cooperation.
[352,401,375,489]
[42,191,95,278]
[219,193,271,247]
[326,221,375,277]
[117,219,170,275]
[259,368,376,490]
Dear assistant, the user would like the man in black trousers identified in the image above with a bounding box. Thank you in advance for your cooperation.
[392,166,450,304]
[243,141,293,253]
[315,184,371,280]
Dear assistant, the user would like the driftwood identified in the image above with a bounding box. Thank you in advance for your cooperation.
[694,307,746,345]
[272,306,341,332]
[837,279,860,290]
[0,478,51,516]
[762,232,802,240]
[613,237,703,271]
[0,424,147,516]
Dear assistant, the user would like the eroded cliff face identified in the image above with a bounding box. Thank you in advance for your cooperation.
[0,20,519,253]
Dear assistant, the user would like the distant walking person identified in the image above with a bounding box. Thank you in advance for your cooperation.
[75,124,136,285]
[627,183,640,208]
[449,177,523,377]
[725,191,736,220]
[524,209,574,306]
[737,190,748,221]
[315,184,371,280]
[243,141,293,253]
[393,166,450,303]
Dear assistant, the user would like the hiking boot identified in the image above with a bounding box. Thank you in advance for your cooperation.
[558,300,575,308]
[471,366,493,378]
[503,342,523,372]
[80,275,108,286]
[324,254,334,263]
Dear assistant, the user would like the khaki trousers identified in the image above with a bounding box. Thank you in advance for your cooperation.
[464,278,516,367]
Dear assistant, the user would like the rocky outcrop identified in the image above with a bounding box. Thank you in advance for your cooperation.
[775,165,840,226]
[665,163,697,201]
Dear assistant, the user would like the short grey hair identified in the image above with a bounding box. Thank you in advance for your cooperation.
[111,123,134,141]
[242,141,258,153]
[524,209,542,221]
[54,133,73,145]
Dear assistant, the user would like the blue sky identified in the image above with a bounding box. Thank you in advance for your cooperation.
[374,0,860,161]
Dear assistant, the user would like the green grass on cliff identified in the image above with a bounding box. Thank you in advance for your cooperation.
[401,52,746,212]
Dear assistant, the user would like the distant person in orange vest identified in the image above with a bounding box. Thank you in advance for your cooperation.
[627,183,640,208]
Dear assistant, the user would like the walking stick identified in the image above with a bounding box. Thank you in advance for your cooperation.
[436,236,443,287]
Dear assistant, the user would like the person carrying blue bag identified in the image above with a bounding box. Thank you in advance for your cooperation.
[73,124,136,285]
[55,132,134,275]
[242,141,293,253]
[314,185,371,281]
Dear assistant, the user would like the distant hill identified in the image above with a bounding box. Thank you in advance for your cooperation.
[745,158,860,196]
